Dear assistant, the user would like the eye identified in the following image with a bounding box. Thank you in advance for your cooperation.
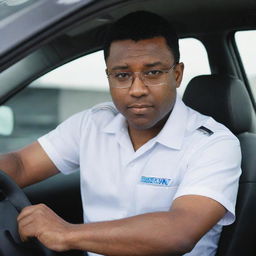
[114,72,131,80]
[144,70,164,77]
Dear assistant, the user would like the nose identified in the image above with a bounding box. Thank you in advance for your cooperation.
[129,73,149,98]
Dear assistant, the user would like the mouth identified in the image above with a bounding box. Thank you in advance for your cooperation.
[127,103,153,114]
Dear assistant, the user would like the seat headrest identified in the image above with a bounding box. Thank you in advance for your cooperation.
[182,75,252,134]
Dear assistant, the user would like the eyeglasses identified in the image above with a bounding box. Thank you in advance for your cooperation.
[106,63,176,88]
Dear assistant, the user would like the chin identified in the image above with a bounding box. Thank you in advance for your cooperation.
[128,112,170,131]
[129,119,157,131]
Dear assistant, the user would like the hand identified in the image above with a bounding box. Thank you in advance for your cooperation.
[17,203,73,251]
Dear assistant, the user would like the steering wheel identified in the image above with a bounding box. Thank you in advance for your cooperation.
[0,170,56,256]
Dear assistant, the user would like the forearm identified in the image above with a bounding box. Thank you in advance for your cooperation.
[65,211,195,256]
[0,142,59,187]
[0,152,25,186]
[18,197,225,254]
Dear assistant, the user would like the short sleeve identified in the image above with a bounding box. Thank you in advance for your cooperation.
[174,136,242,225]
[38,110,90,175]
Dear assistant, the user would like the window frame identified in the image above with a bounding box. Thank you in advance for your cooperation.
[232,30,256,107]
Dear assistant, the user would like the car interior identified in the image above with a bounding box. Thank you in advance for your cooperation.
[0,0,256,255]
[183,74,256,255]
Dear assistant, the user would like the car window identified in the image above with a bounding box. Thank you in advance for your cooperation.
[1,37,210,153]
[178,38,210,95]
[30,51,110,122]
[235,30,256,98]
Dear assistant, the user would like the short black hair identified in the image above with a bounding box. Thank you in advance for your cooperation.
[103,11,180,63]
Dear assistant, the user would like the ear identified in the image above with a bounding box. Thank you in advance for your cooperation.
[174,62,184,88]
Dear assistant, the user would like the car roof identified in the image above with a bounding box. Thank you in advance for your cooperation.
[1,0,255,60]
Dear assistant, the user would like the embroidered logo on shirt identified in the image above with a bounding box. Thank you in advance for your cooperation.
[140,176,171,187]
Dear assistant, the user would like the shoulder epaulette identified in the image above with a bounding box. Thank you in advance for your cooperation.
[197,126,214,136]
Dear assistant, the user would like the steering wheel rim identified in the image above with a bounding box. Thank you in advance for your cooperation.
[0,170,31,212]
[0,170,56,256]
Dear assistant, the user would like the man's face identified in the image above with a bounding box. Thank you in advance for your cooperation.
[106,37,184,131]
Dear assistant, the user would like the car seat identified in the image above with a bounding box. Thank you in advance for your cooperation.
[182,74,256,256]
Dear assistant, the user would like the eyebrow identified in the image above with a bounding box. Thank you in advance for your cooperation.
[143,62,164,68]
[111,65,129,71]
[111,62,165,71]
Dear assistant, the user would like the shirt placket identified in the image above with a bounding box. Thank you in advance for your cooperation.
[117,130,157,217]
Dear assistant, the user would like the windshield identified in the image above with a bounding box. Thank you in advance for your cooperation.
[0,0,93,58]
[0,0,38,22]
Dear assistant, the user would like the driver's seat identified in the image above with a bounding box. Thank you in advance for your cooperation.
[183,74,256,256]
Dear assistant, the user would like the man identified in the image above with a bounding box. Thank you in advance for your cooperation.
[0,11,241,256]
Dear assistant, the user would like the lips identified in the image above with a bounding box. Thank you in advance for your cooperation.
[127,103,153,114]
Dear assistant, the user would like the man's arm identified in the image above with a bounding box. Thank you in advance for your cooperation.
[0,141,59,187]
[17,195,226,255]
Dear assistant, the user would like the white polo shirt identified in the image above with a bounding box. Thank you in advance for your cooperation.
[38,96,241,256]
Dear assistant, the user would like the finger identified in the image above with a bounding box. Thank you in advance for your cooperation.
[17,204,47,222]
[17,205,38,221]
[18,214,35,229]
[18,218,36,242]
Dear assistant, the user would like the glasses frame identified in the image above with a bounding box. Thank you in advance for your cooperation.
[106,63,177,88]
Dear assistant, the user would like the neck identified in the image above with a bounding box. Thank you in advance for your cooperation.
[128,114,170,151]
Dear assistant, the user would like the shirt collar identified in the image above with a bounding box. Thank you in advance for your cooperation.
[103,96,188,150]
[155,96,188,150]
[103,112,127,134]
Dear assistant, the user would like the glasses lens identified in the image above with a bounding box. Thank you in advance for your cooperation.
[108,72,132,88]
[107,66,173,88]
[142,71,168,87]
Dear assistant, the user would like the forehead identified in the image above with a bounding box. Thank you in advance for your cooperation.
[106,37,174,68]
